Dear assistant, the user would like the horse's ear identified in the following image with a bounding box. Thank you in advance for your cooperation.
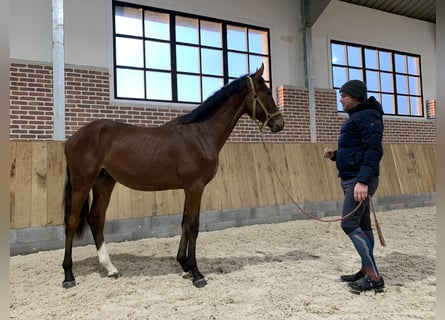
[253,63,264,80]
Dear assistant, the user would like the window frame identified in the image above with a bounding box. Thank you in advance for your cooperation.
[112,0,272,105]
[330,40,424,118]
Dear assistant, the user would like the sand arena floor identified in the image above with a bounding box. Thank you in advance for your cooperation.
[10,206,435,319]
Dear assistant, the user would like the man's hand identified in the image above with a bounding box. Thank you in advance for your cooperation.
[354,182,368,202]
[323,148,335,159]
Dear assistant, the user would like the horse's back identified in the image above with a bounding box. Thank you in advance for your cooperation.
[65,119,133,167]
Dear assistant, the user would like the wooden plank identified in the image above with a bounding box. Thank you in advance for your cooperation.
[10,141,17,228]
[414,144,435,192]
[130,189,149,218]
[237,143,260,208]
[143,191,157,216]
[217,144,242,209]
[250,143,275,207]
[106,186,119,220]
[318,143,343,200]
[46,141,65,225]
[391,144,419,194]
[155,189,183,216]
[31,142,48,227]
[255,143,282,206]
[13,141,33,228]
[282,144,307,203]
[116,184,132,220]
[378,144,402,197]
[201,168,223,212]
[267,143,288,205]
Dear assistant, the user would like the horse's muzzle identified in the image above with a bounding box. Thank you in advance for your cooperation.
[270,116,284,133]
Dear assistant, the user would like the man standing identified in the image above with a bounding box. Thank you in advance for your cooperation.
[323,80,385,293]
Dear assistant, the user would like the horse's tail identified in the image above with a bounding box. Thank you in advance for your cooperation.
[63,149,89,238]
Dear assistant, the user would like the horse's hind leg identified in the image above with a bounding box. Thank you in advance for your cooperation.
[62,188,90,288]
[89,171,119,278]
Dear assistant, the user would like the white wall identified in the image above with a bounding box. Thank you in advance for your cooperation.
[311,0,436,101]
[10,0,307,88]
[10,0,52,63]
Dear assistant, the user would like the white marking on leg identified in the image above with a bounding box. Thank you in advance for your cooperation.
[97,242,119,277]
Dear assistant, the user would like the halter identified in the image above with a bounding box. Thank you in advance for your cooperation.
[246,76,282,132]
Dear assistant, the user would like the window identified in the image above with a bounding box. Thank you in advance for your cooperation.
[331,40,423,117]
[113,1,271,104]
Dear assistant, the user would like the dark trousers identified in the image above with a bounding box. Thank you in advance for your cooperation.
[340,176,379,235]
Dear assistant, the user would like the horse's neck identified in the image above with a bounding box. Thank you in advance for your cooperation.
[201,93,247,151]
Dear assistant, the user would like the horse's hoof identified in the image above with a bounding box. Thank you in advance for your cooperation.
[62,280,76,289]
[193,278,207,288]
[108,272,120,279]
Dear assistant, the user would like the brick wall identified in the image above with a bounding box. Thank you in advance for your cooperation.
[10,62,436,144]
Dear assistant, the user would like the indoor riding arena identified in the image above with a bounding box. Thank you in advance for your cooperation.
[10,0,436,319]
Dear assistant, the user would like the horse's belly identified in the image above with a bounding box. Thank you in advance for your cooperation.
[104,166,182,191]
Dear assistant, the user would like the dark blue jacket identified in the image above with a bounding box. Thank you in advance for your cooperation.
[332,97,384,185]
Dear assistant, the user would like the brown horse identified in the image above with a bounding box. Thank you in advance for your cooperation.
[62,64,284,289]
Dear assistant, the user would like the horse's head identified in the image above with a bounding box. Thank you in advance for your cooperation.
[244,63,284,133]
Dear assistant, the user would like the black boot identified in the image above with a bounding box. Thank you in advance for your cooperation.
[340,270,365,282]
[348,275,385,293]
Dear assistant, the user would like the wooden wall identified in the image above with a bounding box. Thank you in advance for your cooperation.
[10,141,436,229]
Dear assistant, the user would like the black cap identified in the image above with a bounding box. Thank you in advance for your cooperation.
[340,80,367,103]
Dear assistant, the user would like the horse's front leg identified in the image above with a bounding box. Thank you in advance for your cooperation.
[177,185,206,288]
[186,219,206,288]
[177,231,189,274]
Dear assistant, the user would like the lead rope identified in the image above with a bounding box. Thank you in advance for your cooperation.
[258,133,386,247]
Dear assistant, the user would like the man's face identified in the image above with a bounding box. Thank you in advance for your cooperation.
[340,93,360,112]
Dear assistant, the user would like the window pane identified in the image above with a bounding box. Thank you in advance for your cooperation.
[176,16,198,44]
[145,41,171,70]
[115,6,142,36]
[333,66,347,87]
[409,76,420,95]
[228,52,248,77]
[331,43,346,65]
[200,21,222,47]
[177,74,200,102]
[379,51,392,71]
[395,54,407,73]
[397,95,409,115]
[336,90,342,111]
[227,25,247,51]
[396,74,408,94]
[410,97,422,116]
[347,46,361,67]
[176,45,199,73]
[146,71,171,100]
[249,29,268,54]
[144,11,169,40]
[380,72,393,93]
[349,69,362,81]
[201,48,223,76]
[115,37,143,67]
[202,76,224,100]
[381,94,395,114]
[366,70,379,91]
[364,49,377,69]
[407,56,420,75]
[116,68,144,99]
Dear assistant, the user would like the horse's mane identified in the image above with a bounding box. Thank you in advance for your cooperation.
[176,76,248,125]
